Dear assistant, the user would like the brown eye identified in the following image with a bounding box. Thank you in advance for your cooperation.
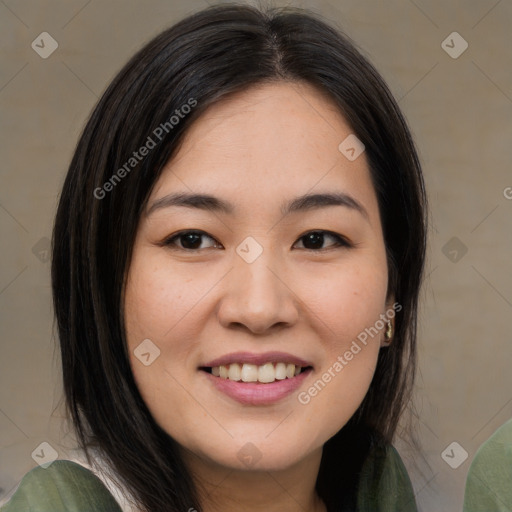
[294,231,351,251]
[163,230,221,251]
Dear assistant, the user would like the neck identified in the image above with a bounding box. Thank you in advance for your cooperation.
[182,447,327,512]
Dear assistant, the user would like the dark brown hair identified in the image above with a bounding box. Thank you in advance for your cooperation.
[52,4,427,511]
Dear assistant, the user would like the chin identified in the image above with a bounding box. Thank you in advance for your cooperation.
[186,433,322,474]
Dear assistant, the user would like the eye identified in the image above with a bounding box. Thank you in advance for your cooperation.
[162,230,222,251]
[294,230,351,251]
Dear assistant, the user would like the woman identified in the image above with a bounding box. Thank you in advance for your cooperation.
[1,3,427,511]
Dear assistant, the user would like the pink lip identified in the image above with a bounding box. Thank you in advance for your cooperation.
[201,368,313,405]
[202,351,312,368]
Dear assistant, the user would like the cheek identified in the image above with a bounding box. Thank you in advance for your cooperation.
[124,253,206,342]
[124,259,199,438]
[298,259,388,340]
[299,351,379,446]
[297,309,383,444]
[293,261,387,430]
[123,253,194,394]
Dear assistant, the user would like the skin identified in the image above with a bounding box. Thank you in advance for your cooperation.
[124,81,394,512]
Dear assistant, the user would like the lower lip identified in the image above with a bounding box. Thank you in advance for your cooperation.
[202,368,312,405]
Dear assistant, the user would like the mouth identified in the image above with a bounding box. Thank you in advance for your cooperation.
[199,351,314,405]
[200,362,314,384]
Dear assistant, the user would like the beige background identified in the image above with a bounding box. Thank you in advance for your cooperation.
[1,0,511,510]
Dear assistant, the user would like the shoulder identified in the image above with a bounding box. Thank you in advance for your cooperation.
[463,418,512,511]
[357,441,418,512]
[0,460,123,512]
[469,417,512,463]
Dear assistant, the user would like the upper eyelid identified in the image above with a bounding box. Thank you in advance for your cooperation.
[163,230,217,244]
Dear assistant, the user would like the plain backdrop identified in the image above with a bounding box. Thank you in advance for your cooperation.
[1,1,511,510]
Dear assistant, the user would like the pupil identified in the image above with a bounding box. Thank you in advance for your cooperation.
[304,232,323,249]
[182,233,201,249]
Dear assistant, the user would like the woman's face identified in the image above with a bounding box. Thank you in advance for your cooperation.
[124,81,392,473]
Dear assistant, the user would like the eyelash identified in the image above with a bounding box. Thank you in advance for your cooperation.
[161,230,352,252]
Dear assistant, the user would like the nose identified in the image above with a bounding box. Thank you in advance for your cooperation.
[217,251,299,334]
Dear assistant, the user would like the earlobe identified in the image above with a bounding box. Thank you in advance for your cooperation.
[381,297,397,347]
[381,319,393,346]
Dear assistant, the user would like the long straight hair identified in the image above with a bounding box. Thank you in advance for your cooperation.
[51,4,427,511]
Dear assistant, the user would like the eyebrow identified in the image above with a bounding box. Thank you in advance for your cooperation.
[146,191,369,221]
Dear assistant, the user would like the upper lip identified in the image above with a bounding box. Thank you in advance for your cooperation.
[202,351,312,368]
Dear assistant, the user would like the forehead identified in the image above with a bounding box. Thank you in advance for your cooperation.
[150,81,380,225]
[171,80,351,167]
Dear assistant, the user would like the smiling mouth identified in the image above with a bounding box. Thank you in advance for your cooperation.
[200,362,313,384]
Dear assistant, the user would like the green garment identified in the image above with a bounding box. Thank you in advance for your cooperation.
[1,460,122,512]
[358,443,417,511]
[463,418,512,512]
[1,444,417,511]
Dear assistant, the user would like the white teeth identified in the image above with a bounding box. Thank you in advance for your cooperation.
[240,363,258,382]
[258,363,275,383]
[210,362,307,383]
[275,362,287,380]
[228,363,241,381]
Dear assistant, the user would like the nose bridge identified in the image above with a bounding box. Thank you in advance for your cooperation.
[218,240,298,332]
[234,242,283,304]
